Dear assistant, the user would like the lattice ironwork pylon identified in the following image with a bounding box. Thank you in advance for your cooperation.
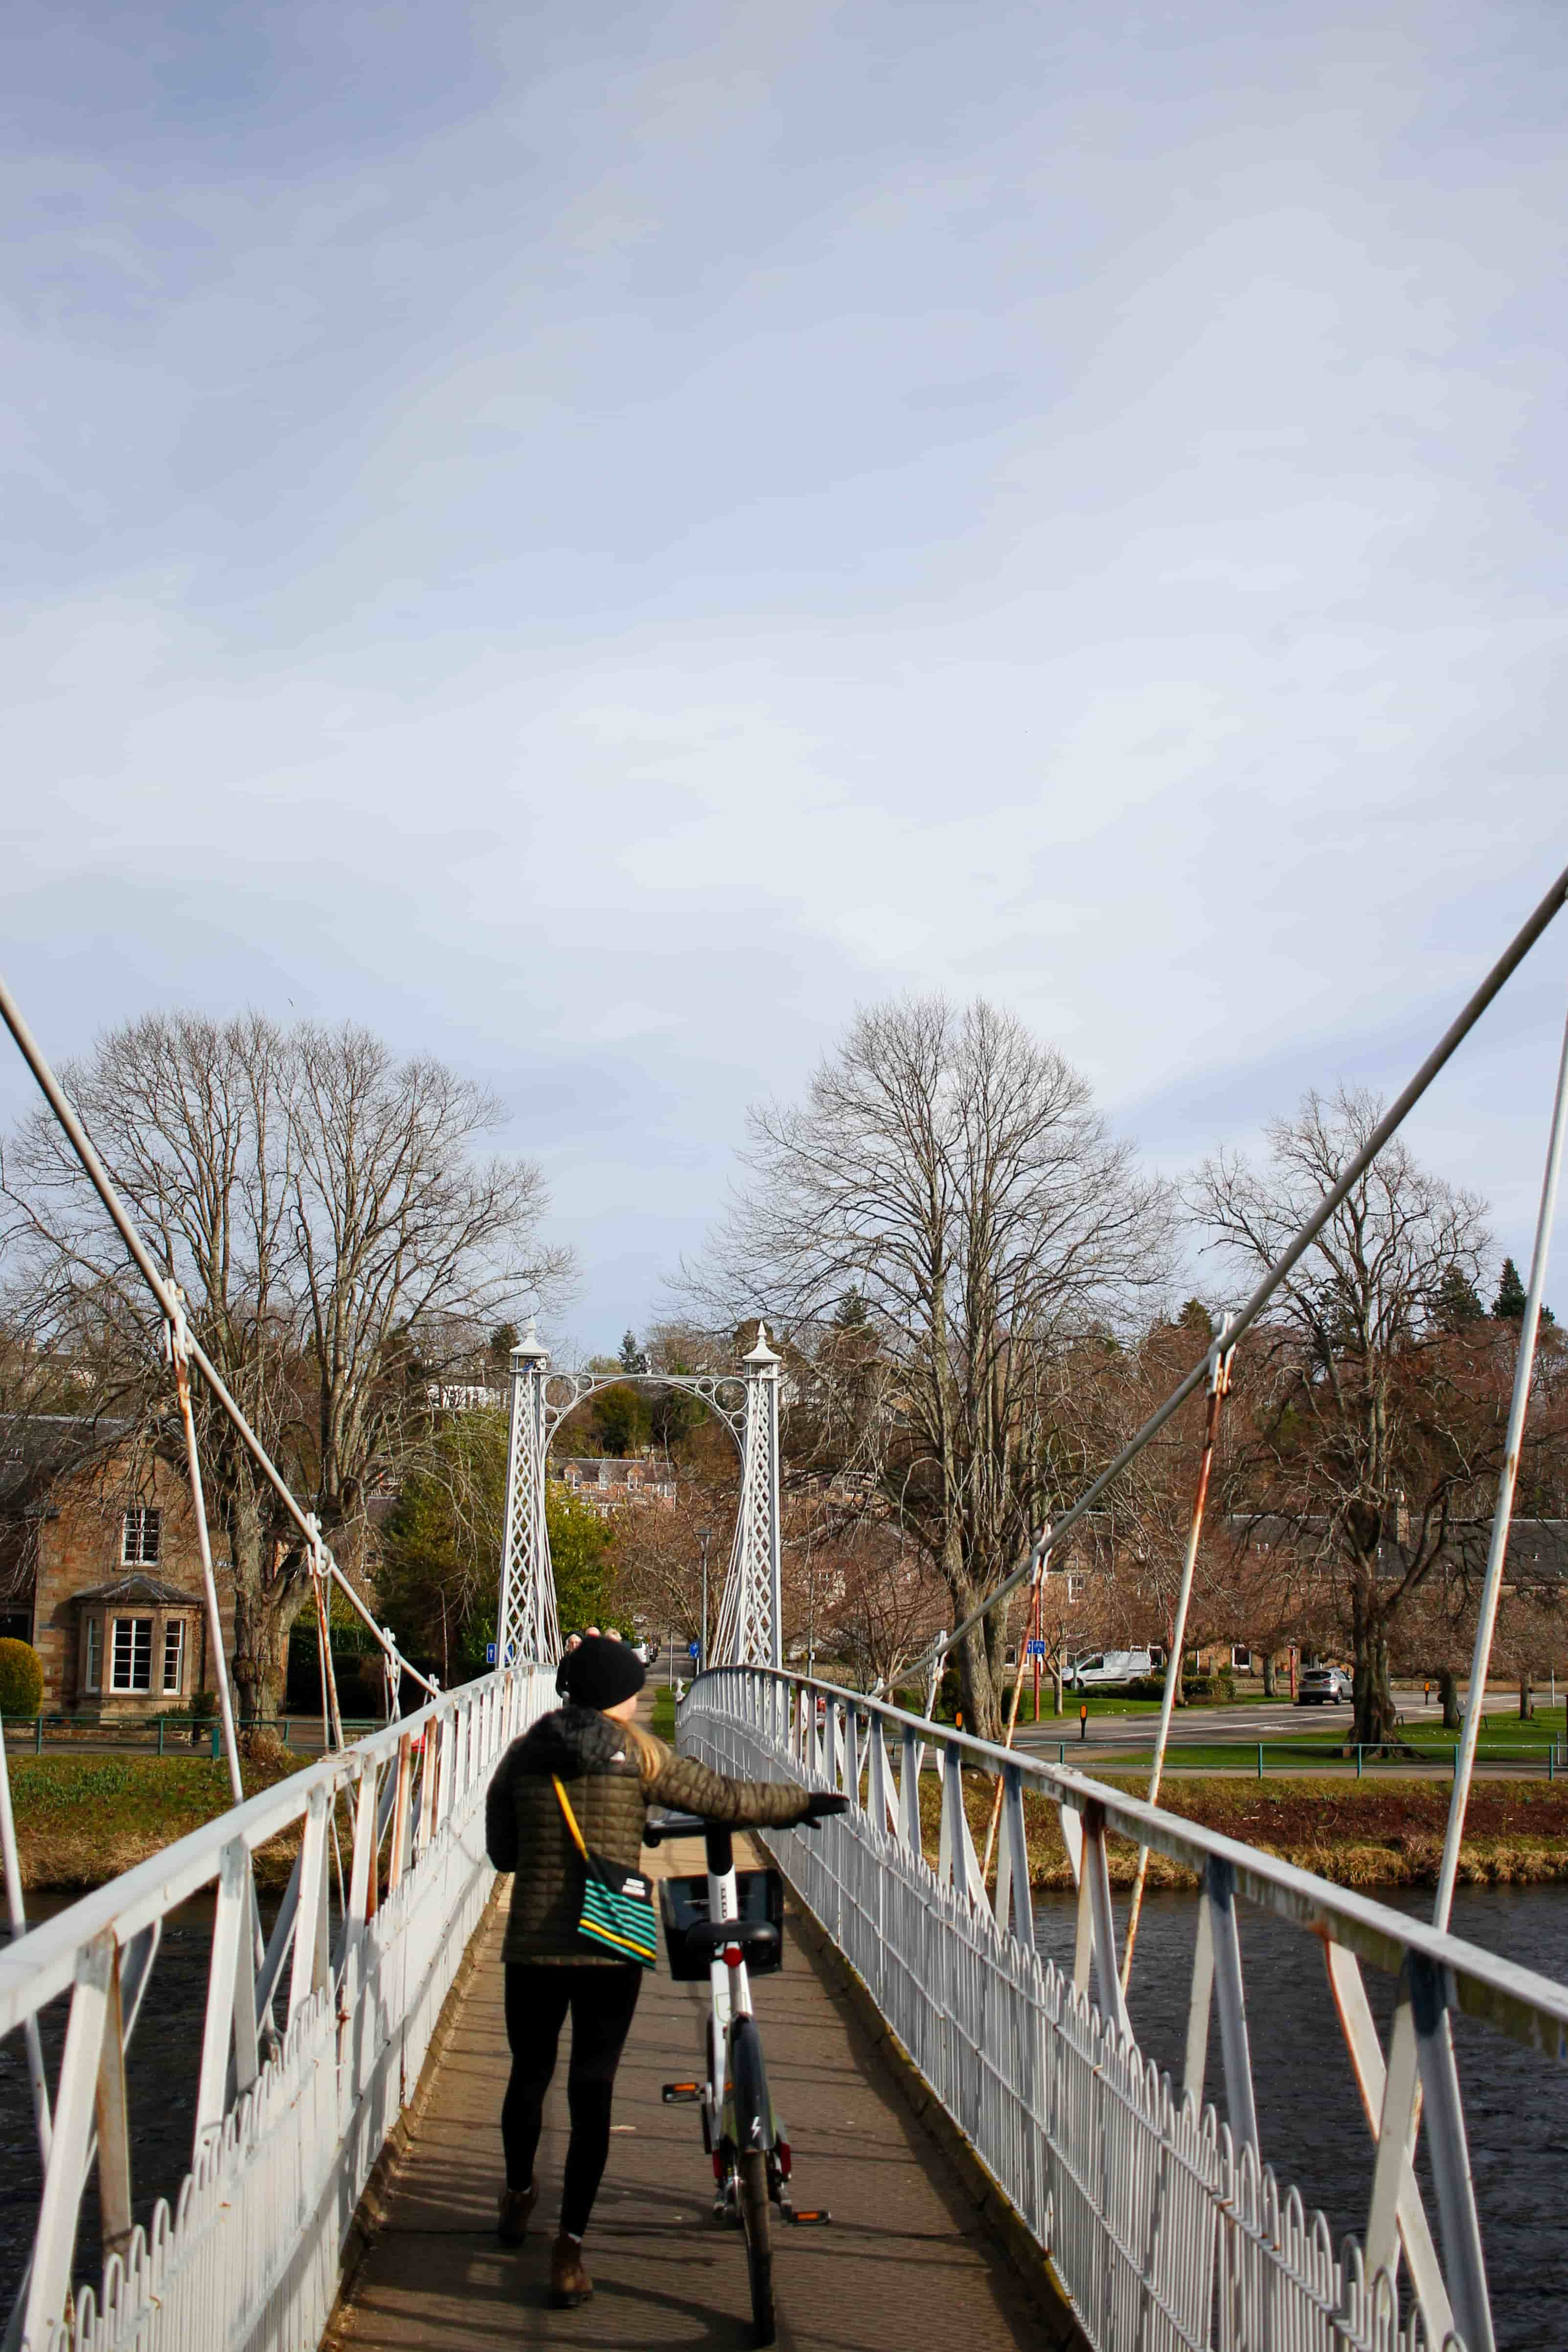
[712,1323,783,1670]
[496,1325,562,1669]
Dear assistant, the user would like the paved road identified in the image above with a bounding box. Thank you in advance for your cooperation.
[1011,1688,1498,1756]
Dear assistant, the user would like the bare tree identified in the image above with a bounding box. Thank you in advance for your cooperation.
[1,1012,572,1714]
[682,995,1171,1737]
[614,1478,739,1652]
[1190,1085,1507,1743]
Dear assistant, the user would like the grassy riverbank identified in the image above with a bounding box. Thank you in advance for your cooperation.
[8,1750,311,1893]
[933,1773,1568,1892]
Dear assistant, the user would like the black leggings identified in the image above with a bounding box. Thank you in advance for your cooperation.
[502,1963,643,2238]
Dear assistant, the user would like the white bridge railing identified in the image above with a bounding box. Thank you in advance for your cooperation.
[682,1667,1568,2352]
[1,1664,550,2352]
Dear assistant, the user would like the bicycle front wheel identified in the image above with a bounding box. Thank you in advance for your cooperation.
[738,2148,775,2345]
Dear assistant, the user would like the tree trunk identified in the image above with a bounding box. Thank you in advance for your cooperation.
[1261,1651,1277,1698]
[1438,1666,1462,1732]
[226,1482,310,1720]
[955,1617,1003,1741]
[1351,1620,1398,1745]
[1520,1670,1533,1721]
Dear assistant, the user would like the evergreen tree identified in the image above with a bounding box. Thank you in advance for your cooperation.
[1493,1258,1527,1321]
[1434,1264,1484,1330]
[618,1329,647,1373]
[1173,1297,1214,1343]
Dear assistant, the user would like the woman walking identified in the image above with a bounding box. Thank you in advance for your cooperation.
[484,1634,839,2308]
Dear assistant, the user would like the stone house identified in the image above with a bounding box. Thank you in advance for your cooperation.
[555,1457,678,1517]
[0,1418,234,1717]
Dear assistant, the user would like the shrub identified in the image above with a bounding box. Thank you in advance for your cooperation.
[0,1638,44,1719]
[239,1726,289,1769]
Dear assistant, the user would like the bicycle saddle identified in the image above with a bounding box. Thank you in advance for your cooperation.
[680,1917,782,1962]
[643,1809,709,1845]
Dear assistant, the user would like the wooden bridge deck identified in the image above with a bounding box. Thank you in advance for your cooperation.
[327,1829,1054,2352]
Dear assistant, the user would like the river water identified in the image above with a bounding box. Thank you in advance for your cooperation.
[3,1883,1566,2341]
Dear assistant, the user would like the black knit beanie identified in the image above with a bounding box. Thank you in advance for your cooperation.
[561,1634,645,1710]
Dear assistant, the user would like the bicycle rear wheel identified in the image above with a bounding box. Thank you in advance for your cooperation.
[738,2148,775,2345]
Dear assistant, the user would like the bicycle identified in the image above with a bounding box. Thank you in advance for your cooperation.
[647,1797,846,2345]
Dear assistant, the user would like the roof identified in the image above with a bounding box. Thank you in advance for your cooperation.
[0,1414,137,1506]
[69,1573,200,1608]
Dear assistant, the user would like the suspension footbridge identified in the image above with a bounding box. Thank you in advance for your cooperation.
[2,859,1568,2352]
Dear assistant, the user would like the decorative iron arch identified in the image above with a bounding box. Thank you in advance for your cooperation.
[541,1367,747,1458]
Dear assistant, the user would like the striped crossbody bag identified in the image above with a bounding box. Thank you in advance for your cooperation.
[551,1776,659,1969]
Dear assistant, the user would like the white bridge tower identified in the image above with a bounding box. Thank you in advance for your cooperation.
[494,1321,783,1672]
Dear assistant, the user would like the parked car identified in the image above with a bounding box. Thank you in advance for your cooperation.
[1068,1648,1159,1690]
[1296,1666,1353,1705]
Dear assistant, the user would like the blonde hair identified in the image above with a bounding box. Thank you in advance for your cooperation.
[622,1719,666,1783]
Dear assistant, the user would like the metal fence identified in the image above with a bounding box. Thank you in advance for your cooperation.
[1,1662,549,2352]
[682,1668,1568,2352]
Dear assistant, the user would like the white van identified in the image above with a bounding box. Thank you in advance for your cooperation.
[1068,1648,1158,1689]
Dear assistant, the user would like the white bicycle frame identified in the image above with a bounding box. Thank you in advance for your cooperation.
[702,1835,754,2162]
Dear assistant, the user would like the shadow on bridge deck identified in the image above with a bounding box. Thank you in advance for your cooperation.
[326,1835,1052,2351]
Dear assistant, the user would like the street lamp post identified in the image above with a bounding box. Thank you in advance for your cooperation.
[698,1526,713,1669]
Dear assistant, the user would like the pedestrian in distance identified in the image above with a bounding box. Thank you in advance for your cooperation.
[484,1635,842,2309]
[554,1630,582,1701]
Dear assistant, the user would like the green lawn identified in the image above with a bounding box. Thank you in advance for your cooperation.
[650,1685,677,1741]
[1085,1721,1567,1775]
[1015,1688,1284,1720]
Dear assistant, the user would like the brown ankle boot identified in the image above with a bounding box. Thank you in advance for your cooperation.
[549,2231,593,2307]
[496,2182,538,2245]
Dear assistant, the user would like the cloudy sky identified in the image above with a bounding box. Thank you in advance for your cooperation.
[3,0,1566,1351]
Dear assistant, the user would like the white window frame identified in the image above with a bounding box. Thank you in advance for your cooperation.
[122,1507,161,1566]
[1066,1571,1087,1603]
[1231,1644,1252,1672]
[162,1619,186,1696]
[84,1616,101,1693]
[111,1615,153,1694]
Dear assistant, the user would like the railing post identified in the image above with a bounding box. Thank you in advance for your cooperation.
[1409,1952,1496,2352]
[23,1929,114,2350]
[93,1938,133,2262]
[1207,1856,1259,2163]
[1322,1940,1455,2342]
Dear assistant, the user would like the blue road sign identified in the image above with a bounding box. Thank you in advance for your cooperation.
[1026,1639,1047,1660]
[688,1640,701,1660]
[485,1642,497,1665]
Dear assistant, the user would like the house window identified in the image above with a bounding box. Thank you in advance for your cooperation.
[85,1617,102,1692]
[1231,1644,1252,1672]
[111,1617,153,1693]
[1066,1572,1087,1603]
[162,1620,186,1696]
[122,1508,161,1565]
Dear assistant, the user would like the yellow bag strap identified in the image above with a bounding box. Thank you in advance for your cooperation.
[551,1776,591,1861]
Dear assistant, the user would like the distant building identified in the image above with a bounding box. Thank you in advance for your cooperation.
[0,1417,234,1716]
[553,1458,678,1516]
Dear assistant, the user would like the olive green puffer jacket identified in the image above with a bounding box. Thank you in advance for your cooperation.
[485,1703,814,1966]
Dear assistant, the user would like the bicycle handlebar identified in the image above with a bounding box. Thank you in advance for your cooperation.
[643,1793,848,1847]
